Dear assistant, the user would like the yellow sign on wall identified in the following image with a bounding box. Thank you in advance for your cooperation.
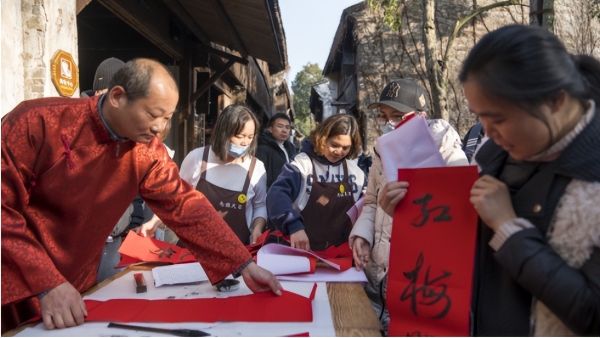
[50,50,79,97]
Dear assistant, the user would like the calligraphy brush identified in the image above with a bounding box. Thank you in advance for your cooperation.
[108,322,211,337]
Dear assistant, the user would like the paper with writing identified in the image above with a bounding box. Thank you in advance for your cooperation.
[81,287,314,323]
[152,262,209,287]
[387,166,479,336]
[117,231,196,267]
[18,271,336,337]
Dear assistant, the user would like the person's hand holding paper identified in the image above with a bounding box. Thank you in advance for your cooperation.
[374,114,445,216]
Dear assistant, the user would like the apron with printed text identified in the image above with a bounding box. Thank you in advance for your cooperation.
[300,159,355,251]
[196,146,255,245]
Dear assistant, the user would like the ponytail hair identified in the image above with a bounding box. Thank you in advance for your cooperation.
[459,25,600,110]
[573,54,600,105]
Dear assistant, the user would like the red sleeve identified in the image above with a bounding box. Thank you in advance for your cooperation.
[138,142,251,284]
[1,104,67,306]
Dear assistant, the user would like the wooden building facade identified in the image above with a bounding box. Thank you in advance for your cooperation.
[2,0,291,166]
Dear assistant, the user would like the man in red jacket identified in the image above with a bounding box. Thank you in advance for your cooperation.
[1,58,281,333]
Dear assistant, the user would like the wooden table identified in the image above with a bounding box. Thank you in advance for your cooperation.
[5,265,382,337]
[327,283,383,336]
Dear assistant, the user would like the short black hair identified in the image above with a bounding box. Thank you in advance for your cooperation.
[268,113,291,127]
[107,58,178,103]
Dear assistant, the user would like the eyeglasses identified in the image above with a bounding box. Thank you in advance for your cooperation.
[376,115,388,126]
[376,115,403,126]
[376,111,415,126]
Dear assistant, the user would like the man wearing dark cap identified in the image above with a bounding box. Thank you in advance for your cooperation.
[256,113,297,188]
[348,78,467,335]
[364,79,467,165]
[369,79,429,133]
[2,58,281,333]
[81,57,125,98]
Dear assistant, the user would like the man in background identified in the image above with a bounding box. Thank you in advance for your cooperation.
[81,57,126,98]
[256,113,297,188]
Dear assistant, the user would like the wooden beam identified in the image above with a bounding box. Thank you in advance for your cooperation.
[179,45,194,161]
[261,0,285,69]
[97,0,184,59]
[76,0,92,14]
[163,0,211,46]
[191,59,236,102]
[213,77,232,98]
[192,43,249,65]
[208,0,249,58]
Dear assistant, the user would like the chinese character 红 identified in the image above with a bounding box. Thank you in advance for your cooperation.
[411,193,452,227]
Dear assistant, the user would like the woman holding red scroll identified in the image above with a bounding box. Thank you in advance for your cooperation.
[381,24,600,336]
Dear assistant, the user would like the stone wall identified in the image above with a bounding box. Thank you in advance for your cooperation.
[554,0,600,59]
[351,0,529,153]
[349,0,600,154]
[1,0,78,117]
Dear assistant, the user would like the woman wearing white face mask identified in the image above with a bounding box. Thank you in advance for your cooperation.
[176,104,268,245]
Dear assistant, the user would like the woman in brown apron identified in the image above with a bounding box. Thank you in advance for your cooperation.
[267,114,366,251]
[177,105,268,245]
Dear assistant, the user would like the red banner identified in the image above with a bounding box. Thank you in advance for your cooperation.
[387,166,479,336]
[84,283,317,323]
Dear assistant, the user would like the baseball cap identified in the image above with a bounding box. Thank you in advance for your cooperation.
[93,57,125,93]
[368,79,429,113]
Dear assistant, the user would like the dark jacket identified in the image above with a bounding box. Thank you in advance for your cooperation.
[80,89,94,98]
[256,130,296,188]
[472,108,600,336]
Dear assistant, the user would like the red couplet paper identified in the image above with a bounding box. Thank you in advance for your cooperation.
[117,231,197,267]
[387,166,479,336]
[84,283,317,323]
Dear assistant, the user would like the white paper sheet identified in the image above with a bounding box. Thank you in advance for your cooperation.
[257,243,341,271]
[277,267,368,283]
[17,273,336,337]
[85,271,249,300]
[84,271,316,301]
[256,251,312,275]
[152,262,209,287]
[375,114,445,182]
[346,196,366,224]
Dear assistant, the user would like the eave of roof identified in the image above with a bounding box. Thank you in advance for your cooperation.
[323,1,365,76]
[172,0,288,72]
